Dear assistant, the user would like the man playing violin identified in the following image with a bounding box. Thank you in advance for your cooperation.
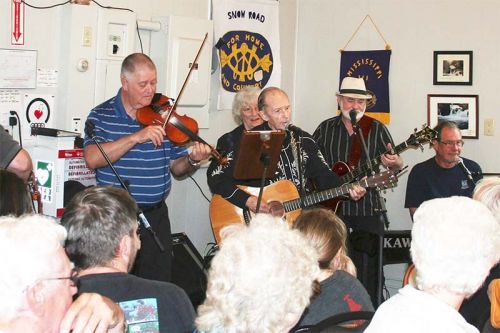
[207,86,365,216]
[313,77,403,306]
[83,53,212,283]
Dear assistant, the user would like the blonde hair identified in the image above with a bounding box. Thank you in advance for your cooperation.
[196,214,319,333]
[473,177,500,223]
[294,208,356,276]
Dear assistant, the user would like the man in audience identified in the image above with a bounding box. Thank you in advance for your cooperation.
[195,214,320,333]
[0,124,33,181]
[0,214,124,333]
[365,196,500,333]
[405,121,482,218]
[61,186,196,333]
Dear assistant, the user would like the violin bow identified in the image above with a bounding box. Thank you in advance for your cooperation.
[163,32,208,128]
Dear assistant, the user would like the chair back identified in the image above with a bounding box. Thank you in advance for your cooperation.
[403,263,417,287]
[290,311,375,333]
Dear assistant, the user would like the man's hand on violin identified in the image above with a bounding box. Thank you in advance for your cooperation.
[134,125,166,147]
[189,142,212,162]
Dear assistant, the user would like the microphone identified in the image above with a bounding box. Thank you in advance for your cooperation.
[85,120,164,251]
[349,109,358,127]
[286,123,302,133]
[457,157,475,185]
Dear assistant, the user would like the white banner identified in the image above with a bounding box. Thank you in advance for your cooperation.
[213,0,281,110]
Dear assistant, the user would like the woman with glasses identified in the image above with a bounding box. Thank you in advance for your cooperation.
[404,121,482,218]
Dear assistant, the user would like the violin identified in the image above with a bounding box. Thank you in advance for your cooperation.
[136,94,227,165]
[136,33,227,165]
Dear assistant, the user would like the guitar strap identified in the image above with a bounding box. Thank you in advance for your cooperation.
[348,115,374,169]
[290,131,306,196]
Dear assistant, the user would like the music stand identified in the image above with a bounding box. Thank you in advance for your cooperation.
[234,130,285,213]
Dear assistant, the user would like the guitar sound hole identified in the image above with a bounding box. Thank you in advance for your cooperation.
[268,201,285,218]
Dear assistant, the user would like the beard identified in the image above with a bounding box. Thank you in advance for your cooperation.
[340,108,365,121]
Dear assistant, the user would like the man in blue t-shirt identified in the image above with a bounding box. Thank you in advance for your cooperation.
[83,53,211,282]
[405,121,482,218]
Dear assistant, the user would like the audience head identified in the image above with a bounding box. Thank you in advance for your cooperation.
[0,214,75,331]
[411,196,500,298]
[232,87,262,130]
[257,87,291,131]
[336,77,373,122]
[61,186,140,272]
[473,177,500,223]
[196,214,320,333]
[0,169,33,216]
[294,208,356,276]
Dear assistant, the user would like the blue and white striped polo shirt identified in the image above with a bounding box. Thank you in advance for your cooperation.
[83,89,188,206]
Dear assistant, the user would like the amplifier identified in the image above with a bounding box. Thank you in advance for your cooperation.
[383,230,412,265]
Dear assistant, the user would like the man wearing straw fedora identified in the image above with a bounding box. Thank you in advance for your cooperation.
[313,76,403,307]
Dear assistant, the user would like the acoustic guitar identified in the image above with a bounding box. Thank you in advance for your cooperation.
[323,125,436,211]
[209,169,398,243]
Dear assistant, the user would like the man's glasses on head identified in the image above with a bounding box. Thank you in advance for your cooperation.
[439,140,464,147]
[41,267,79,288]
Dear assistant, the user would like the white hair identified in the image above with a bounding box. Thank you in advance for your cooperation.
[473,177,500,223]
[0,214,67,321]
[411,196,500,297]
[231,86,261,124]
[196,214,320,333]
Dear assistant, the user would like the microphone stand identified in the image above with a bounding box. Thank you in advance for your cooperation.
[351,114,386,308]
[85,122,164,252]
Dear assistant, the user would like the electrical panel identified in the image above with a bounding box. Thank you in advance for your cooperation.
[57,5,135,135]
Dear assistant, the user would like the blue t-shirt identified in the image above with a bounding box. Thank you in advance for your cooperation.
[404,157,482,209]
[83,89,187,205]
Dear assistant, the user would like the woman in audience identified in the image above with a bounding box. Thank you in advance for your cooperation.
[294,208,373,326]
[0,169,32,216]
[460,177,500,331]
[195,214,320,333]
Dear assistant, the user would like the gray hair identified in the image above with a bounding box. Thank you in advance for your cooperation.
[231,87,261,124]
[411,196,500,297]
[61,186,138,269]
[0,214,66,321]
[257,86,287,112]
[196,214,320,333]
[121,53,156,78]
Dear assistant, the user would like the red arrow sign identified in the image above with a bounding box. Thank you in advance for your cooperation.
[11,0,24,45]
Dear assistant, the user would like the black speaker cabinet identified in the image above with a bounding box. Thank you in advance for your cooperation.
[171,233,207,308]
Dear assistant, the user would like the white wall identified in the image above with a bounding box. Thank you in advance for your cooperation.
[2,0,498,289]
[293,0,500,292]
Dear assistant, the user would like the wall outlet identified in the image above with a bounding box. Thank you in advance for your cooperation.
[71,117,82,134]
[484,118,494,136]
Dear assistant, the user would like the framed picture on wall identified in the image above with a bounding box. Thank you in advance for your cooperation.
[433,51,473,85]
[427,94,478,139]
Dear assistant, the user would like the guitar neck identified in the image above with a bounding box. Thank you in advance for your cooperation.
[340,141,409,182]
[282,179,367,213]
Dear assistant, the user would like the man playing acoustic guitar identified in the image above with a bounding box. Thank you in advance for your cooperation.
[207,87,366,236]
[313,77,403,307]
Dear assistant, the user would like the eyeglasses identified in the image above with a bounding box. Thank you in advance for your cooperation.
[40,268,79,288]
[439,140,464,147]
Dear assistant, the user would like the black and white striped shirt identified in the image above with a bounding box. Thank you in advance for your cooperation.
[313,115,395,216]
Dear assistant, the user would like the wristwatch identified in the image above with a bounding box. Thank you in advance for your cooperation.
[187,155,201,168]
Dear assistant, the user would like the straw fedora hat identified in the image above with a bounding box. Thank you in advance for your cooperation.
[336,77,373,100]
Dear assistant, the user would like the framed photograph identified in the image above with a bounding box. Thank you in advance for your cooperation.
[433,51,473,85]
[427,94,478,139]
